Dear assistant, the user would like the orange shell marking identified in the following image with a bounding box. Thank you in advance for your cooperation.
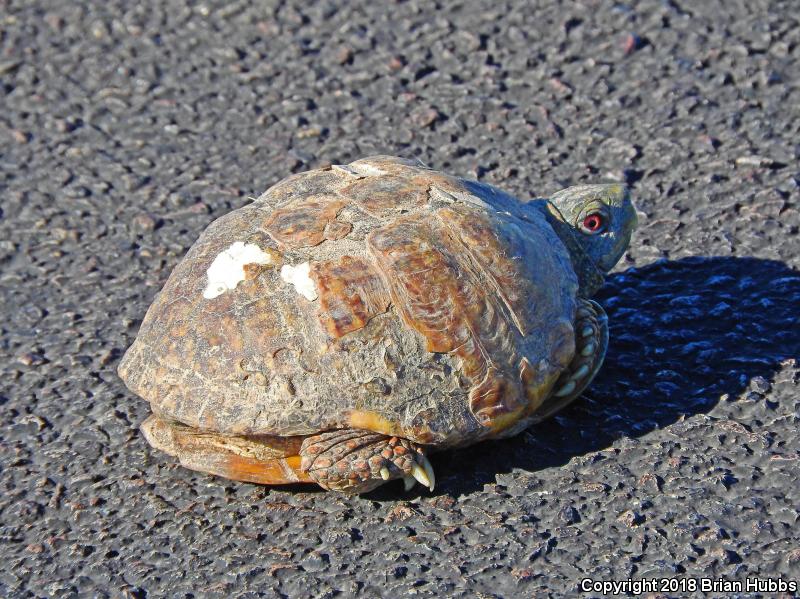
[218,454,312,485]
[323,220,353,241]
[310,256,392,338]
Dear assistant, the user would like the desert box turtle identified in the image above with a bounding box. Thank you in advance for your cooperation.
[118,155,637,494]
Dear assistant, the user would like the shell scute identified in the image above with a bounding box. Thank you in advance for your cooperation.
[264,195,348,248]
[259,168,352,209]
[311,256,392,339]
[366,214,527,426]
[436,206,536,335]
[340,175,427,219]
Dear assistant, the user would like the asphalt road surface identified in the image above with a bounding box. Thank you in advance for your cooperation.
[1,0,799,597]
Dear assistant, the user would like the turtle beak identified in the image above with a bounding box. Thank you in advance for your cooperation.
[596,185,637,272]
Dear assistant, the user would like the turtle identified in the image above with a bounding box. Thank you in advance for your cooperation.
[118,155,637,494]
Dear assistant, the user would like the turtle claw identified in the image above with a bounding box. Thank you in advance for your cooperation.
[419,454,436,491]
[404,454,436,491]
[411,462,430,489]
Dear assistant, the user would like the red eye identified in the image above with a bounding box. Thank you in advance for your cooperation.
[581,213,605,234]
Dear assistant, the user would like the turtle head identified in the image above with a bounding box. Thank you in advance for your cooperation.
[547,184,638,294]
[550,184,638,272]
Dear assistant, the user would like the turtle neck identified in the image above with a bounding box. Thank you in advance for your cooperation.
[541,202,606,297]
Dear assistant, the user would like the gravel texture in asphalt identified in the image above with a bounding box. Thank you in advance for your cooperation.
[1,0,799,597]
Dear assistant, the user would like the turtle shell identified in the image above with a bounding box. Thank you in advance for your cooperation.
[118,156,579,448]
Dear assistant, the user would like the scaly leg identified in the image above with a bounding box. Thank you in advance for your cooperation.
[300,429,435,494]
[538,298,609,420]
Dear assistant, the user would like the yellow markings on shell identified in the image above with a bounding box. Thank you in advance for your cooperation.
[484,405,527,434]
[348,410,403,437]
[519,359,562,421]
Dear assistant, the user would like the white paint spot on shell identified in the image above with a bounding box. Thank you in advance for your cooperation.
[280,262,318,301]
[203,242,272,299]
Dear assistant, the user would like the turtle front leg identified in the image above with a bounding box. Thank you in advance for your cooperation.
[538,298,610,420]
[300,429,435,494]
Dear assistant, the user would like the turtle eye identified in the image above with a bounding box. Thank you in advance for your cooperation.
[580,212,605,234]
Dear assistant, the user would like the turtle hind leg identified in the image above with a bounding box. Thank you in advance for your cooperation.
[538,299,609,421]
[300,429,435,494]
[140,415,313,486]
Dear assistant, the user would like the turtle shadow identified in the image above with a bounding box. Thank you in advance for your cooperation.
[400,255,800,499]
